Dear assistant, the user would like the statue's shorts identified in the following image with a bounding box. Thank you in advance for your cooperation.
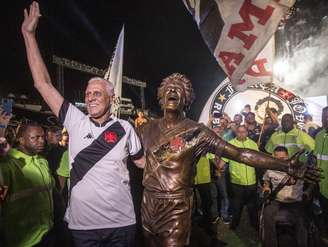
[141,189,193,247]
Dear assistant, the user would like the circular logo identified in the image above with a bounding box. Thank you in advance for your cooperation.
[209,82,308,128]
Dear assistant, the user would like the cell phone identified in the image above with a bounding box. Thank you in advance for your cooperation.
[1,98,13,114]
[212,112,222,118]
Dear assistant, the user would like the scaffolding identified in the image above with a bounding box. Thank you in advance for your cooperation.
[52,55,147,111]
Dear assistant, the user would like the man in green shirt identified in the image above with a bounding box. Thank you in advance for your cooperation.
[221,125,259,229]
[314,106,328,240]
[0,122,54,247]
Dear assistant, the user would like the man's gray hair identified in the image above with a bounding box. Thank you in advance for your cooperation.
[88,77,115,96]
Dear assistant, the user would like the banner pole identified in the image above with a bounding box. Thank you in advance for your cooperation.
[257,84,273,147]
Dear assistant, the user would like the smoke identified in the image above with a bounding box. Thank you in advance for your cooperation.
[276,16,328,97]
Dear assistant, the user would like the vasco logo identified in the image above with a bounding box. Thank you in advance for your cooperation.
[210,82,308,129]
[104,131,118,144]
[169,136,185,152]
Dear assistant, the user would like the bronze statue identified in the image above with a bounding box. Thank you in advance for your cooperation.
[138,73,320,247]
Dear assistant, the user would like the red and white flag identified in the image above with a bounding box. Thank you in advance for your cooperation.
[183,0,295,91]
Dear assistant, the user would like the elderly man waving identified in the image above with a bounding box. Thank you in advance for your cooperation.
[22,2,145,247]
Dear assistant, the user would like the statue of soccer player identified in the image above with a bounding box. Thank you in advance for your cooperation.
[138,73,321,247]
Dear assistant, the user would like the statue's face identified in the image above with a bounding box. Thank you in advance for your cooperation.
[163,82,186,112]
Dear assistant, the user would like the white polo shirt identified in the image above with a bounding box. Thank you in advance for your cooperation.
[59,101,143,230]
[263,170,304,203]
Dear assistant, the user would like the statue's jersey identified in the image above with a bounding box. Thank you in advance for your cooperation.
[139,118,224,193]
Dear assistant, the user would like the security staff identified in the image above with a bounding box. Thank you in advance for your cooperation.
[266,113,314,158]
[0,122,54,247]
[221,125,258,229]
[314,106,328,240]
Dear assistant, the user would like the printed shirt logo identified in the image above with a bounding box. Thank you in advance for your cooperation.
[169,136,185,152]
[104,131,118,144]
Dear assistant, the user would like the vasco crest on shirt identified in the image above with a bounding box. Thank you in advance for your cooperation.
[154,128,201,162]
[104,131,118,144]
[169,136,185,152]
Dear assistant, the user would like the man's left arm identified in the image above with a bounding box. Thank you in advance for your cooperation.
[56,151,69,192]
[133,156,146,169]
[128,126,145,169]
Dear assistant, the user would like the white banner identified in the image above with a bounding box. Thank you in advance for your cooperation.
[105,26,124,117]
[215,0,295,91]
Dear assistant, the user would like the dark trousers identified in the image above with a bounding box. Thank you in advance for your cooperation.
[71,224,136,247]
[319,194,328,236]
[196,182,219,223]
[215,173,230,220]
[263,200,308,247]
[230,183,258,229]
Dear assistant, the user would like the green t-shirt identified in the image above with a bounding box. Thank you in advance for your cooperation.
[56,150,69,178]
[195,153,215,184]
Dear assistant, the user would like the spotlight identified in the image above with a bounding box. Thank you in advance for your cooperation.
[274,59,290,79]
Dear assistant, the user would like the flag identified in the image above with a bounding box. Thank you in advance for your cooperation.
[182,0,295,91]
[104,26,124,116]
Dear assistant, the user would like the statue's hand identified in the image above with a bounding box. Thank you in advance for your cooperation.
[287,150,322,184]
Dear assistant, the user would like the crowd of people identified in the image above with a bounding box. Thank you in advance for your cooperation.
[0,2,326,247]
[194,105,328,246]
[1,94,327,247]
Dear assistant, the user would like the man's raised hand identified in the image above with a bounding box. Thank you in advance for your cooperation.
[22,1,41,35]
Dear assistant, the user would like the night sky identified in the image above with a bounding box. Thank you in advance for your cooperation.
[1,0,325,120]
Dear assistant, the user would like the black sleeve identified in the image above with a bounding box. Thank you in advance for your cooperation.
[58,100,70,124]
[130,147,144,161]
